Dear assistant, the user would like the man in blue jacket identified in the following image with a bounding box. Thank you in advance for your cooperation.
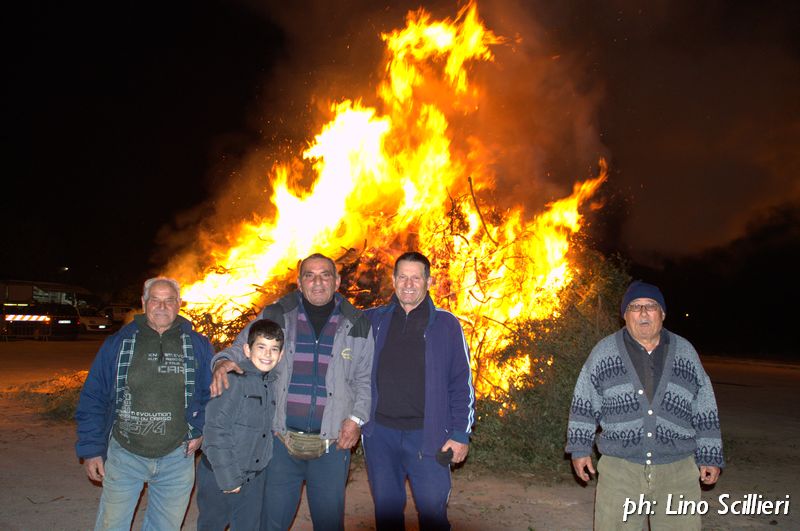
[363,251,475,530]
[75,277,213,530]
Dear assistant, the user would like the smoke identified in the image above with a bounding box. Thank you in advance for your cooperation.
[525,0,800,258]
[458,1,608,209]
[157,0,419,280]
[156,0,611,281]
[160,0,800,278]
[256,0,611,208]
[257,0,610,205]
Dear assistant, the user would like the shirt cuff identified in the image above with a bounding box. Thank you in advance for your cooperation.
[450,430,470,444]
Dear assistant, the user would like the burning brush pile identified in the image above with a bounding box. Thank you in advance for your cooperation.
[167,1,611,411]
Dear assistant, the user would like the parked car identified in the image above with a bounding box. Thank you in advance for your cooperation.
[2,303,80,340]
[101,304,137,324]
[76,307,112,333]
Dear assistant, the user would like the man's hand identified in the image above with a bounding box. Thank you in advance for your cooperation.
[337,418,361,450]
[700,465,720,485]
[185,436,203,456]
[572,456,596,482]
[210,360,242,397]
[441,440,469,463]
[84,456,105,482]
[224,486,242,494]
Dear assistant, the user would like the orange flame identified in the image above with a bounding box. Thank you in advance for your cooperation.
[168,1,606,400]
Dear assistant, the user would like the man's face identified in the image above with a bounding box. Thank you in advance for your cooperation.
[298,257,340,307]
[393,259,432,312]
[244,336,283,373]
[142,281,180,333]
[624,297,665,346]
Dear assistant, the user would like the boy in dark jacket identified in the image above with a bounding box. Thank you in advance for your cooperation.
[197,319,284,530]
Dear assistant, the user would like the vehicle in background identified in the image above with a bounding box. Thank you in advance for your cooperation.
[76,307,112,333]
[101,304,137,325]
[2,302,81,340]
[0,280,94,307]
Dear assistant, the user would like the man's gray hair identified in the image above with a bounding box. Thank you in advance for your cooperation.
[143,277,181,301]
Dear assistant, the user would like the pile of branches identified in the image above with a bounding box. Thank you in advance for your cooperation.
[336,245,395,309]
[184,306,259,351]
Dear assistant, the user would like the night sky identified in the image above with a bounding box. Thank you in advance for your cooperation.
[3,1,798,352]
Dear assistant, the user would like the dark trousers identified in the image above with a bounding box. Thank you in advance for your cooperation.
[196,454,267,530]
[363,423,451,531]
[261,434,350,531]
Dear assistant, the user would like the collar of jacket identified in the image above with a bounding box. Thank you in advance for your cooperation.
[118,314,196,336]
[274,290,364,324]
[383,292,437,329]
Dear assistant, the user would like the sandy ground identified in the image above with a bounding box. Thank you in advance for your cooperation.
[0,338,797,530]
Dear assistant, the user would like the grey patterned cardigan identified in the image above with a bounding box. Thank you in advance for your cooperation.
[566,328,724,468]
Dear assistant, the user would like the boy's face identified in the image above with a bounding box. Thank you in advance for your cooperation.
[244,336,283,372]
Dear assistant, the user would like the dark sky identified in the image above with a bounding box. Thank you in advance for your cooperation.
[3,0,799,299]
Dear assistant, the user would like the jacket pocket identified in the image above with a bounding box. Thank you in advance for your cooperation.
[234,395,266,429]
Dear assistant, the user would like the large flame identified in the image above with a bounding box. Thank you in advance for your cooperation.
[169,1,606,399]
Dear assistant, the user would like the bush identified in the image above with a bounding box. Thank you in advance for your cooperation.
[3,370,88,420]
[469,246,630,479]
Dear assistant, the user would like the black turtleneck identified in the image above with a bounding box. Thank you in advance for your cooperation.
[301,294,335,338]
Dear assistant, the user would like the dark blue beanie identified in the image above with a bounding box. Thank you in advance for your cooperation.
[621,280,666,317]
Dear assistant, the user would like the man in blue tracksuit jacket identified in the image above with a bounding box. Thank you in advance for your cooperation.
[363,251,475,531]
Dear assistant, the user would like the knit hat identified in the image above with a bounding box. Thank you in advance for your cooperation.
[621,280,666,317]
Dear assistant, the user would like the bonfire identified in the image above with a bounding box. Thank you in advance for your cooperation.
[167,1,607,400]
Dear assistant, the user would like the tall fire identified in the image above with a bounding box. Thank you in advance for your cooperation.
[168,1,606,400]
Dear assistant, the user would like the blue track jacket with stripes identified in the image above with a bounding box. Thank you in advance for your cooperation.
[364,294,475,456]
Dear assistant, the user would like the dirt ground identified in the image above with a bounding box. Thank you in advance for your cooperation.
[0,339,797,530]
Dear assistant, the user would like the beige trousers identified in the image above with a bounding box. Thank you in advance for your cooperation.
[594,455,701,531]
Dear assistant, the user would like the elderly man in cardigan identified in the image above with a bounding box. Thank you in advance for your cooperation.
[566,280,724,530]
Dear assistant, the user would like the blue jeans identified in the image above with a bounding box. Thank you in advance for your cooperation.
[261,435,350,531]
[363,423,451,531]
[94,436,195,531]
[196,454,267,530]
